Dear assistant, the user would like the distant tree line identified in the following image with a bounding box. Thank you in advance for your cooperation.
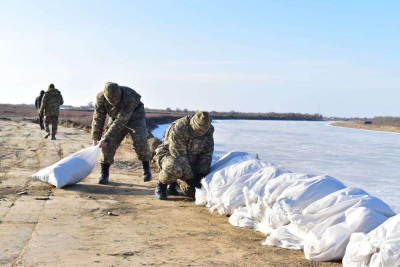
[371,116,400,127]
[145,107,324,121]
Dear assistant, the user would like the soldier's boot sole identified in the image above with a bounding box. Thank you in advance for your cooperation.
[44,133,50,139]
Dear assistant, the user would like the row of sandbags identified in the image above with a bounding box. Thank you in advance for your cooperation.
[195,152,399,266]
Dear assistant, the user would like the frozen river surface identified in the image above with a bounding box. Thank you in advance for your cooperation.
[153,120,400,213]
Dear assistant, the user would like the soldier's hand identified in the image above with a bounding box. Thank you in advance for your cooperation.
[92,140,98,146]
[99,140,108,148]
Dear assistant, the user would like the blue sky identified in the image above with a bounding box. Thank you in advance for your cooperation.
[0,0,399,117]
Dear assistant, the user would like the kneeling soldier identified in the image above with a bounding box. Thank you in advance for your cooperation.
[155,111,214,200]
[91,82,152,184]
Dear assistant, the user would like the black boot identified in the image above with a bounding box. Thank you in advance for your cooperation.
[155,181,167,200]
[167,181,179,196]
[98,163,110,184]
[51,134,56,140]
[142,161,152,182]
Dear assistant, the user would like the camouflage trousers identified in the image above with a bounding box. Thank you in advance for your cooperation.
[100,118,151,165]
[44,116,58,135]
[158,156,193,184]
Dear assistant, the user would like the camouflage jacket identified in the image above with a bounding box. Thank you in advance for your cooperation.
[91,86,144,142]
[39,88,64,117]
[156,115,215,176]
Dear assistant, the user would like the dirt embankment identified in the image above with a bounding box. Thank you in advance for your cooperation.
[331,122,400,133]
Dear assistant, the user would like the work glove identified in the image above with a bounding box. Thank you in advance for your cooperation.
[179,180,195,198]
[179,173,208,198]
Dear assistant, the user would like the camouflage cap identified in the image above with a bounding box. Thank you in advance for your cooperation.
[190,111,211,137]
[104,82,121,106]
[48,84,55,90]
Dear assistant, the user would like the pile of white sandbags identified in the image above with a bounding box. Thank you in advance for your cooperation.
[343,214,400,266]
[196,151,398,265]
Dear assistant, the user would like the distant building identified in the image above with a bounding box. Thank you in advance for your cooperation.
[60,105,73,110]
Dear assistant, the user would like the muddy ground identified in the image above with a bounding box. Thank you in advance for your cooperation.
[0,119,340,267]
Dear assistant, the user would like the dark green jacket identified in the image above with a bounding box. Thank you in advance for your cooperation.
[39,88,64,117]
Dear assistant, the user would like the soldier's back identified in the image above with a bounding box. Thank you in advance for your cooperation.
[43,88,62,116]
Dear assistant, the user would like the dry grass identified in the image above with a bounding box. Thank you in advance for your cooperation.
[0,104,94,125]
[53,143,64,159]
[35,138,45,169]
[25,133,31,148]
[331,122,400,133]
[372,116,400,127]
[13,150,27,168]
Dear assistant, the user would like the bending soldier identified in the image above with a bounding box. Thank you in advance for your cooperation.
[155,111,214,200]
[35,90,45,130]
[91,82,152,184]
[39,84,64,140]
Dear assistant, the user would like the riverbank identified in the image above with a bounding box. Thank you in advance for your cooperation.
[0,104,324,133]
[331,122,400,133]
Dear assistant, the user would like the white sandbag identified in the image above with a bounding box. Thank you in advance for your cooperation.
[30,145,100,188]
[254,208,293,235]
[263,188,396,252]
[244,173,312,234]
[304,207,388,262]
[343,214,400,267]
[196,151,256,206]
[218,166,288,215]
[291,188,396,231]
[195,182,210,206]
[263,224,307,250]
[253,175,346,233]
[263,173,312,207]
[245,173,310,220]
[273,175,347,219]
[208,151,256,177]
[204,159,271,211]
[229,207,255,229]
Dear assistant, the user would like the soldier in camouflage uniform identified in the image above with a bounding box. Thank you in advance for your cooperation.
[155,111,214,200]
[91,82,152,184]
[39,84,64,140]
[35,90,45,130]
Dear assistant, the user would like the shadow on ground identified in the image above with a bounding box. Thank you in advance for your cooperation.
[63,183,154,196]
